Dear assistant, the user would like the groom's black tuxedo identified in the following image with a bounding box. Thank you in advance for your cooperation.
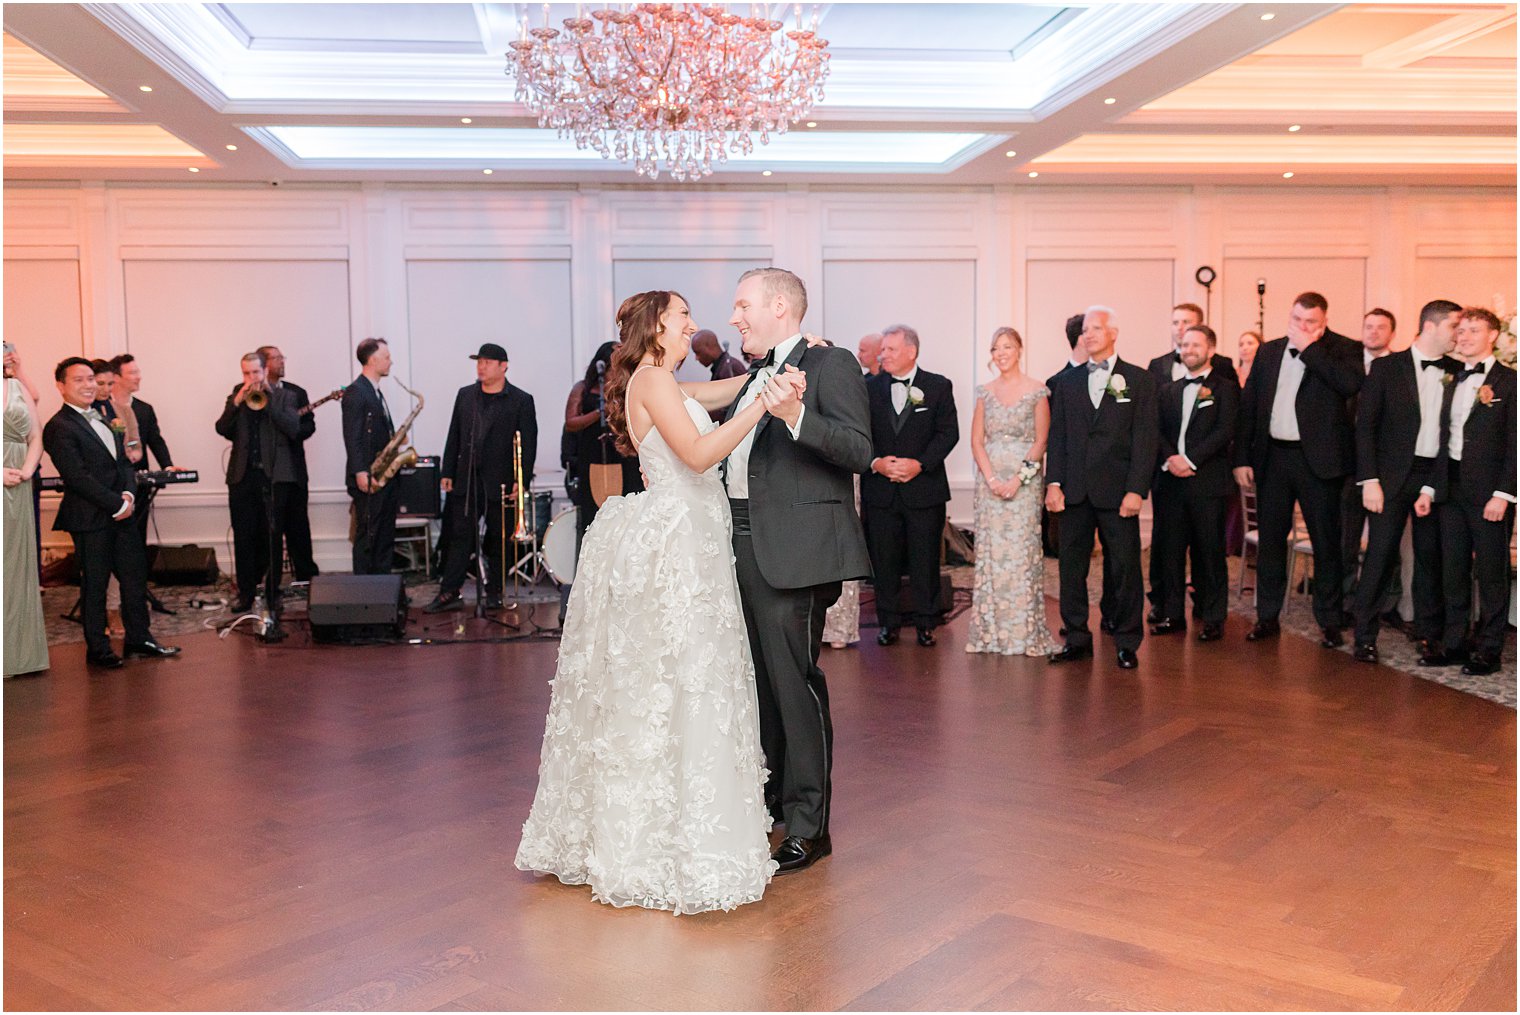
[724,339,872,844]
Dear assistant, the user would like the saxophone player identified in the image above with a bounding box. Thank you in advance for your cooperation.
[424,342,537,613]
[342,337,400,575]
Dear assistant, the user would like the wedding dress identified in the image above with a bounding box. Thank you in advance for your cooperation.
[515,369,776,914]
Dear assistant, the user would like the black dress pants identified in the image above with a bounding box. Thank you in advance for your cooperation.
[1254,441,1345,629]
[438,476,509,596]
[229,473,292,601]
[351,484,399,575]
[864,497,945,631]
[1342,476,1401,616]
[1439,462,1515,656]
[731,500,838,841]
[1353,458,1442,645]
[70,520,151,657]
[281,482,319,580]
[1151,475,1228,626]
[1058,498,1144,651]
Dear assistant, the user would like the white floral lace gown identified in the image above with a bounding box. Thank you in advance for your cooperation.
[515,373,776,913]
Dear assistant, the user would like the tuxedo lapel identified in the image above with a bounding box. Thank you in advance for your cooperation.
[1397,351,1420,411]
[1257,342,1283,429]
[752,340,809,443]
[68,405,119,462]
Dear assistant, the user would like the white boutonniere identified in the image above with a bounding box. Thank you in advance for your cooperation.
[907,385,925,407]
[1105,373,1128,401]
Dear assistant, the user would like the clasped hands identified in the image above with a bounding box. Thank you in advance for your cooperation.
[1043,485,1142,518]
[759,364,806,427]
[875,456,923,483]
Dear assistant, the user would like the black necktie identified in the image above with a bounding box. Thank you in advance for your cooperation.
[1288,348,1300,359]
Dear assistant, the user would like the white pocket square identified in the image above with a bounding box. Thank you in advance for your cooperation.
[913,406,928,413]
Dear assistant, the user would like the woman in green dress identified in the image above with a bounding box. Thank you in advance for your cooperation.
[5,345,49,676]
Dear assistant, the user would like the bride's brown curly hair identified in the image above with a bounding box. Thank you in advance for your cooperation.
[604,290,687,456]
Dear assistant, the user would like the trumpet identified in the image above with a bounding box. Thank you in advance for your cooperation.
[511,432,535,544]
[244,382,269,410]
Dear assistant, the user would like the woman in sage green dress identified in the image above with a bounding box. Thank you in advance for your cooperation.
[4,350,49,676]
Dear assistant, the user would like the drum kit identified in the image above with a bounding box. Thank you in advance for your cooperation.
[503,435,578,589]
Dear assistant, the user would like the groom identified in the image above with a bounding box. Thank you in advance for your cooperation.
[724,267,874,874]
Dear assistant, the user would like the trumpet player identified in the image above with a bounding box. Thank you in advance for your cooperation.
[342,337,399,575]
[424,342,538,613]
[215,350,303,613]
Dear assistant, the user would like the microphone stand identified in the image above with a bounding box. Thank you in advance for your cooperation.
[1256,279,1267,339]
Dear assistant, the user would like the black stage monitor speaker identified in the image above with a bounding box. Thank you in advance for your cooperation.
[395,455,441,518]
[147,544,219,585]
[308,574,407,643]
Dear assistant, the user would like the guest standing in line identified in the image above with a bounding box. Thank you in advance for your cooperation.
[1146,303,1238,386]
[856,333,882,376]
[4,345,48,676]
[965,327,1056,656]
[1236,330,1261,387]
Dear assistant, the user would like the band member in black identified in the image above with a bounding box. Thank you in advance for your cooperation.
[563,341,644,556]
[342,338,400,575]
[215,351,303,613]
[256,345,320,581]
[425,343,538,612]
[42,357,179,668]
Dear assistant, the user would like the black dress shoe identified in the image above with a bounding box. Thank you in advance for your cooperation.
[86,651,124,669]
[1462,653,1500,677]
[915,627,936,647]
[772,834,831,875]
[423,591,463,614]
[1099,618,1117,635]
[1320,627,1345,649]
[482,593,504,611]
[1417,642,1464,667]
[123,640,181,659]
[1246,619,1280,642]
[1197,623,1224,642]
[147,593,177,616]
[1353,642,1379,664]
[876,628,899,646]
[1048,644,1092,664]
[1116,648,1138,669]
[231,598,256,615]
[1148,619,1184,636]
[1145,609,1161,625]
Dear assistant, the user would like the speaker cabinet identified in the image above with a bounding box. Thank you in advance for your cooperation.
[394,455,441,518]
[308,574,407,643]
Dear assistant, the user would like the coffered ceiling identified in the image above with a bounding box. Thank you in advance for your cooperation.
[3,2,1514,187]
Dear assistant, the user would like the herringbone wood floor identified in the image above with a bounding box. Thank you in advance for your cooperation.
[4,602,1514,1011]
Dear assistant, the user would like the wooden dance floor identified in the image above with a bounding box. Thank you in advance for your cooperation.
[5,601,1515,1011]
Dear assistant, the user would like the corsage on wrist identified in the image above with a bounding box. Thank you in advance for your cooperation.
[1017,460,1040,484]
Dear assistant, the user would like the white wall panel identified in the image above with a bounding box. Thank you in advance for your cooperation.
[3,258,85,436]
[1411,257,1518,318]
[1024,259,1177,383]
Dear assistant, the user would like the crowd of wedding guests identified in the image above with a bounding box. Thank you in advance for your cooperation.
[817,293,1514,679]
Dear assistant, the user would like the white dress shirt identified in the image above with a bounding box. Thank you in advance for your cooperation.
[1267,346,1307,441]
[1447,355,1493,463]
[1409,347,1447,459]
[1177,367,1211,465]
[1086,357,1118,410]
[724,332,806,499]
[889,365,919,415]
[70,402,133,518]
[1169,350,1187,382]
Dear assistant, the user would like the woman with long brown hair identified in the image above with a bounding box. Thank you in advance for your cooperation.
[516,289,807,914]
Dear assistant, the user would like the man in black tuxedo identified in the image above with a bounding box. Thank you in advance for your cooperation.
[861,324,960,647]
[41,358,179,668]
[1046,306,1159,669]
[1429,308,1516,677]
[215,351,305,613]
[257,346,321,581]
[110,353,181,614]
[724,267,873,874]
[1044,313,1089,565]
[1150,324,1238,642]
[1233,292,1364,646]
[343,337,400,575]
[856,332,882,376]
[425,342,539,613]
[1350,300,1461,664]
[1342,308,1403,626]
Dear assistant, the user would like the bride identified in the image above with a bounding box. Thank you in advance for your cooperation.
[515,290,806,914]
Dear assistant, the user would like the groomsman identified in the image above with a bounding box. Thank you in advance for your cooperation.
[1046,306,1159,669]
[861,325,959,646]
[1342,308,1402,622]
[1350,300,1461,664]
[1150,324,1238,642]
[1146,303,1239,386]
[1234,292,1363,646]
[1430,308,1515,676]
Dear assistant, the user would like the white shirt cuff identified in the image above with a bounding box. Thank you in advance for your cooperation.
[1357,478,1380,487]
[112,495,133,519]
[785,404,805,440]
[1419,486,1435,499]
[1183,455,1197,472]
[1495,491,1517,505]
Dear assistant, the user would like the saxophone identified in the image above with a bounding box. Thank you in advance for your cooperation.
[369,379,423,489]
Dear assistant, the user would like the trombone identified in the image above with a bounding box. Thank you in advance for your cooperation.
[511,431,536,545]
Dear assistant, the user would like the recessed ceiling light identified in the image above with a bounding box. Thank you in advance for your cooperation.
[224,144,238,151]
[1004,150,1017,158]
[187,167,200,173]
[1282,171,1294,179]
[1027,171,1039,178]
[1260,12,1275,21]
[138,85,153,92]
[805,121,817,128]
[762,170,773,176]
[461,117,473,124]
[1103,97,1116,105]
[1288,124,1301,133]
[482,168,493,174]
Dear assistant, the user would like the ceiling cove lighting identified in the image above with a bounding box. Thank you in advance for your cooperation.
[1282,171,1294,178]
[138,84,153,92]
[1288,124,1301,133]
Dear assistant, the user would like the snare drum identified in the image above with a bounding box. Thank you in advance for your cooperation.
[530,490,553,541]
[542,508,578,585]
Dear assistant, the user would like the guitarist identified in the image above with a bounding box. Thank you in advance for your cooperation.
[258,345,329,581]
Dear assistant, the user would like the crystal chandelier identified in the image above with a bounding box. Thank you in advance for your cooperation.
[507,4,831,182]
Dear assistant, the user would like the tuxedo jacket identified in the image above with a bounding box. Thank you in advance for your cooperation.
[1436,361,1517,507]
[1355,349,1454,496]
[215,383,304,485]
[1147,350,1238,388]
[41,405,137,533]
[131,397,173,470]
[860,368,960,510]
[1157,373,1239,499]
[276,381,318,483]
[440,381,538,494]
[1047,358,1159,509]
[1235,331,1363,480]
[722,343,873,590]
[342,375,395,495]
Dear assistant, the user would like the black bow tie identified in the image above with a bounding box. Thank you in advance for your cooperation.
[1287,347,1300,359]
[1182,375,1206,385]
[748,350,776,375]
[891,376,912,386]
[1420,357,1450,371]
[1458,364,1486,381]
[1086,359,1111,373]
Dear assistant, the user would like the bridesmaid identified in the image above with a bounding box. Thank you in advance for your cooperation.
[966,327,1057,656]
[4,344,48,676]
[1236,330,1261,387]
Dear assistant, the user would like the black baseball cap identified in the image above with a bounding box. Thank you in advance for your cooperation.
[469,342,509,362]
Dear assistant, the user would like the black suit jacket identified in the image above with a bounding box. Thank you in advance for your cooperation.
[342,375,395,495]
[441,381,538,495]
[1046,359,1082,390]
[1436,361,1517,507]
[1158,372,1239,498]
[860,368,960,510]
[723,343,873,589]
[131,397,173,470]
[1355,350,1455,496]
[1047,358,1159,509]
[1147,350,1238,388]
[215,383,303,485]
[1235,331,1363,480]
[276,381,318,483]
[41,405,137,533]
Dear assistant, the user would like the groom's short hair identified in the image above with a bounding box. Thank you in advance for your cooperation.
[739,267,808,321]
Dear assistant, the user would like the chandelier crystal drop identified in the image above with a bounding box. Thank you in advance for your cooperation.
[507,3,831,182]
